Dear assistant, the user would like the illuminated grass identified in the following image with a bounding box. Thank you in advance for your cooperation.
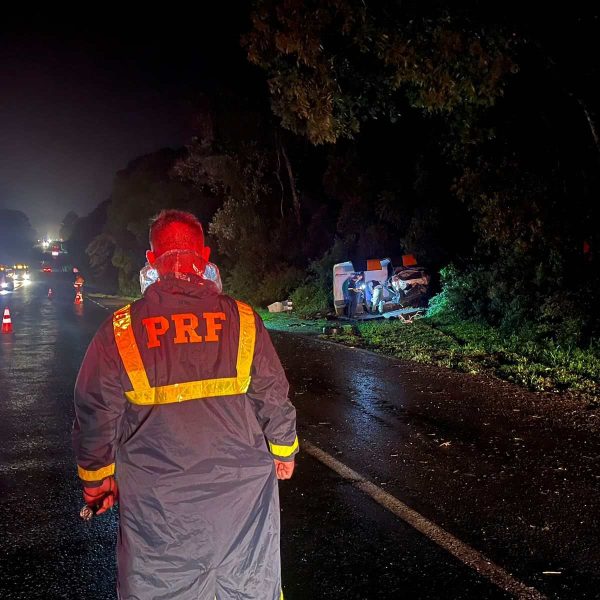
[324,317,600,397]
[88,292,139,301]
[256,309,328,334]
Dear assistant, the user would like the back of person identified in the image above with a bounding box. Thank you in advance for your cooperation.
[73,210,297,600]
[117,279,274,486]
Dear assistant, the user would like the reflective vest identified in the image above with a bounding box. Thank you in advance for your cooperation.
[112,301,256,405]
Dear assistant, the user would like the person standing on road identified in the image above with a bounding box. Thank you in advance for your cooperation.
[72,209,298,600]
[73,271,85,290]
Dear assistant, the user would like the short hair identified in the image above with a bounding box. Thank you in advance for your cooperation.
[149,210,204,257]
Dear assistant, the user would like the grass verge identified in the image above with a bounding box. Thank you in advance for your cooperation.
[257,309,328,335]
[88,292,139,301]
[287,313,600,399]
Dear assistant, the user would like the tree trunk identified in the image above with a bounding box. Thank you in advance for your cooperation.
[280,141,301,225]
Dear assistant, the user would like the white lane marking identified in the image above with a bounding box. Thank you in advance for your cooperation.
[86,297,110,311]
[302,440,547,600]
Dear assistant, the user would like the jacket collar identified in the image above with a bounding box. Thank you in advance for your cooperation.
[143,275,219,306]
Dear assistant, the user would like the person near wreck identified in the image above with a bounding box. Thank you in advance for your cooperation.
[346,272,364,318]
[72,209,298,600]
[369,280,384,314]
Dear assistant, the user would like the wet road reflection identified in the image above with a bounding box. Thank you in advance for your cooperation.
[0,281,598,599]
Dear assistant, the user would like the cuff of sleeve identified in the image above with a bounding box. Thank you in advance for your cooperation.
[78,462,115,484]
[268,436,299,461]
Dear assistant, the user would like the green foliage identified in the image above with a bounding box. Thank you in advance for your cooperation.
[290,282,330,317]
[68,201,115,288]
[257,308,328,334]
[426,264,487,320]
[174,105,333,309]
[306,237,351,301]
[429,258,598,348]
[86,232,116,283]
[224,263,304,307]
[0,209,37,263]
[426,265,454,318]
[111,245,140,297]
[207,144,274,253]
[446,151,600,341]
[59,211,79,241]
[537,293,586,346]
[323,314,600,396]
[243,0,600,348]
[245,0,516,144]
[68,6,600,354]
[87,149,216,295]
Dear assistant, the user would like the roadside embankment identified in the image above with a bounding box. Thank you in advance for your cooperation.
[259,310,600,402]
[87,298,599,402]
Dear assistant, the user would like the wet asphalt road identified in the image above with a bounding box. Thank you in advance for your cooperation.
[0,277,598,599]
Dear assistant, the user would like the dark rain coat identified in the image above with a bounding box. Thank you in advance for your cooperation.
[73,276,298,600]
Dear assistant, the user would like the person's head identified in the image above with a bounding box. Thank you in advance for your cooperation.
[147,210,210,272]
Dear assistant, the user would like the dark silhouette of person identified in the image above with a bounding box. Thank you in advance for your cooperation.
[346,273,364,318]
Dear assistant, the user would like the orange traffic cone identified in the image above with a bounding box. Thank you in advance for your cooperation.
[48,288,53,298]
[2,307,13,333]
[74,290,83,305]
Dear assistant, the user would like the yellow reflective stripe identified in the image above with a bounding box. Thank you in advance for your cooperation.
[125,376,252,405]
[235,301,256,382]
[269,436,299,458]
[113,300,255,405]
[113,304,150,391]
[78,462,115,482]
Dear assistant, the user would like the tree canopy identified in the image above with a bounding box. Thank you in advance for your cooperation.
[74,2,600,344]
[0,209,37,264]
[244,0,516,144]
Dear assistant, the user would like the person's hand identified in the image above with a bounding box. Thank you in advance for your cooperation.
[274,459,295,480]
[83,476,118,515]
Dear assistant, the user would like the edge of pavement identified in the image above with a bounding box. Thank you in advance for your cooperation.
[87,292,598,423]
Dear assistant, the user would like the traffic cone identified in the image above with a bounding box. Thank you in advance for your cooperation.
[74,290,83,305]
[48,288,53,298]
[2,307,13,333]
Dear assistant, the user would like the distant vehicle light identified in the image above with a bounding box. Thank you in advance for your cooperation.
[1,282,7,289]
[51,251,59,256]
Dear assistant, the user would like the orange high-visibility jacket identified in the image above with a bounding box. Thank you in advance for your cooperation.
[73,276,298,600]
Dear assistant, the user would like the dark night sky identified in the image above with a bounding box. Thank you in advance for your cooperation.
[0,7,249,237]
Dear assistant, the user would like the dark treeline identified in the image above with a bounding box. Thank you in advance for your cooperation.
[65,2,599,345]
[0,209,37,264]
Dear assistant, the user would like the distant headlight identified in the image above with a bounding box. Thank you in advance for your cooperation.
[1,282,7,289]
[24,273,30,280]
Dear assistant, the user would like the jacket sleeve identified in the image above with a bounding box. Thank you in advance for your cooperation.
[247,313,298,462]
[72,320,127,486]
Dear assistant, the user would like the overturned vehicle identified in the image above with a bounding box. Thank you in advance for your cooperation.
[333,256,430,319]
